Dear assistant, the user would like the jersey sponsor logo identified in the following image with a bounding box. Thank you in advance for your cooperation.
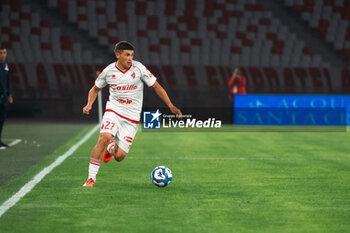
[123,136,133,143]
[117,98,132,104]
[110,84,137,91]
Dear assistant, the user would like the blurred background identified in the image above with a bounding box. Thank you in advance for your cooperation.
[1,0,350,121]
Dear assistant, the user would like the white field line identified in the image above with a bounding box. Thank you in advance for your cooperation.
[0,139,22,150]
[9,139,22,147]
[0,124,99,218]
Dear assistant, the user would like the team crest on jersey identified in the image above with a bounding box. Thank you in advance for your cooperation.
[112,75,116,79]
[4,64,9,71]
[131,72,135,79]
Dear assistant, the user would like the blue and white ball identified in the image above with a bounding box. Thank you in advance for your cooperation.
[151,166,172,187]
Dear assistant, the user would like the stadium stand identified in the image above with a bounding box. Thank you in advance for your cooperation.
[0,0,98,64]
[43,0,328,67]
[283,0,350,58]
[0,0,105,99]
[0,0,349,113]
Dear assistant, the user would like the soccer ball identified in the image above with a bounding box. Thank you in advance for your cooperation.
[151,166,172,187]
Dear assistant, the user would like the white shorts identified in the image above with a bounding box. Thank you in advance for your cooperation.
[100,110,139,153]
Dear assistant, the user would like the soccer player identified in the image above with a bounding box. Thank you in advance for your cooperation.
[0,47,13,148]
[82,41,182,187]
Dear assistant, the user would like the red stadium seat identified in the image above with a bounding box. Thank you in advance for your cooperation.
[161,66,176,88]
[40,42,51,50]
[137,30,148,37]
[165,0,176,16]
[58,0,67,15]
[147,65,163,85]
[205,66,219,89]
[147,16,158,30]
[135,2,146,15]
[160,38,171,45]
[183,66,198,87]
[259,18,271,25]
[60,36,72,50]
[343,48,350,58]
[191,38,202,46]
[116,0,127,22]
[149,45,160,53]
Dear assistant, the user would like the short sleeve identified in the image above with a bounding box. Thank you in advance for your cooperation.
[139,63,157,87]
[95,67,108,88]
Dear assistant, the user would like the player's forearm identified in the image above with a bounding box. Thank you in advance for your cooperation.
[86,86,100,107]
[153,84,173,108]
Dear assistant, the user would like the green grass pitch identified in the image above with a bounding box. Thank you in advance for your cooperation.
[0,125,350,233]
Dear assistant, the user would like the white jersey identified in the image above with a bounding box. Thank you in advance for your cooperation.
[95,60,156,122]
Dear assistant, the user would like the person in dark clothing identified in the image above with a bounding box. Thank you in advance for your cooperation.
[0,47,13,147]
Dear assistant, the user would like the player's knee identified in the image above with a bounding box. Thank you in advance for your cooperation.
[114,150,127,162]
[98,133,112,146]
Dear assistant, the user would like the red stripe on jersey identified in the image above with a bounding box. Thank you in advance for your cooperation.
[123,136,133,143]
[115,62,132,74]
[105,109,140,124]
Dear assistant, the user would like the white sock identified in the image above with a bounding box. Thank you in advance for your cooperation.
[88,158,101,181]
[107,141,115,154]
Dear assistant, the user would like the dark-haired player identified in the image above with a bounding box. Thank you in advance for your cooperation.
[82,41,182,187]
